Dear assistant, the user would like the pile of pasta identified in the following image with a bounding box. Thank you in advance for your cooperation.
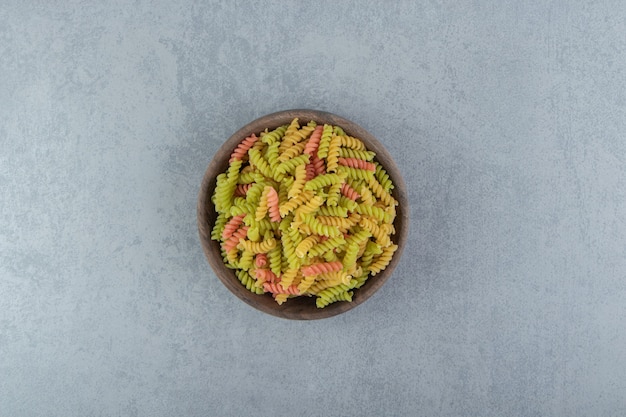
[211,118,398,308]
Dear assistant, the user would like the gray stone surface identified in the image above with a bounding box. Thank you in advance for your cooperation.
[1,1,625,416]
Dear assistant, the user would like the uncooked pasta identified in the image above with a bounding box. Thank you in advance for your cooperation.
[210,118,398,308]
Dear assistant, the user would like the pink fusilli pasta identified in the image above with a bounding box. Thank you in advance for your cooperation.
[340,183,360,201]
[303,125,323,155]
[255,268,280,283]
[222,226,249,252]
[338,157,376,171]
[234,183,252,197]
[301,261,343,277]
[305,163,317,181]
[255,253,268,268]
[263,282,300,294]
[311,154,326,176]
[221,214,246,240]
[266,186,281,222]
[229,134,258,162]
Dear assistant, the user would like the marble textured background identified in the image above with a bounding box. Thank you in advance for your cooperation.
[1,1,626,416]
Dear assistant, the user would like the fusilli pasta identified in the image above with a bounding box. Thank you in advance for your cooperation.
[209,118,400,308]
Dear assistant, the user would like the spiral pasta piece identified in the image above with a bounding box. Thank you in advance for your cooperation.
[279,118,301,152]
[338,148,376,161]
[317,270,351,286]
[237,238,277,253]
[316,290,353,308]
[304,125,323,155]
[326,182,342,207]
[211,212,229,241]
[355,245,380,288]
[274,293,289,305]
[342,232,370,271]
[280,119,315,153]
[295,235,319,258]
[302,214,342,237]
[263,282,299,295]
[268,245,282,277]
[385,203,397,221]
[222,213,246,240]
[255,187,270,221]
[278,141,307,163]
[244,216,275,236]
[338,166,375,182]
[357,236,368,258]
[322,250,339,263]
[237,172,266,185]
[229,133,258,163]
[359,217,391,247]
[225,247,239,266]
[301,261,343,277]
[314,281,357,305]
[305,162,317,181]
[340,182,360,201]
[255,253,268,268]
[305,205,339,219]
[277,180,289,205]
[239,250,254,270]
[279,190,315,217]
[333,126,345,136]
[304,173,347,191]
[214,160,242,212]
[317,124,333,159]
[359,185,376,206]
[266,186,281,222]
[355,204,392,223]
[248,148,274,179]
[294,195,324,219]
[374,162,394,192]
[245,182,266,206]
[280,225,298,270]
[255,268,280,283]
[317,215,353,229]
[307,279,337,294]
[236,270,265,294]
[234,183,252,197]
[286,229,303,264]
[308,275,350,294]
[338,157,376,171]
[231,203,254,220]
[288,163,307,200]
[338,196,358,211]
[279,268,299,290]
[339,135,366,150]
[222,226,249,252]
[369,244,398,275]
[326,134,342,173]
[275,154,310,176]
[260,125,288,145]
[367,176,398,207]
[311,153,326,176]
[265,141,280,171]
[247,226,262,242]
[296,274,317,294]
[281,175,294,192]
[380,223,395,236]
[300,120,317,136]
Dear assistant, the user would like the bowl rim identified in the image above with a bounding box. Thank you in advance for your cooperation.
[197,109,409,320]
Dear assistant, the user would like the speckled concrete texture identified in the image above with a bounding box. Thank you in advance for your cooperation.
[1,1,626,416]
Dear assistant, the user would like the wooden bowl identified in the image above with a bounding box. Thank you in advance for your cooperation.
[197,109,409,319]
